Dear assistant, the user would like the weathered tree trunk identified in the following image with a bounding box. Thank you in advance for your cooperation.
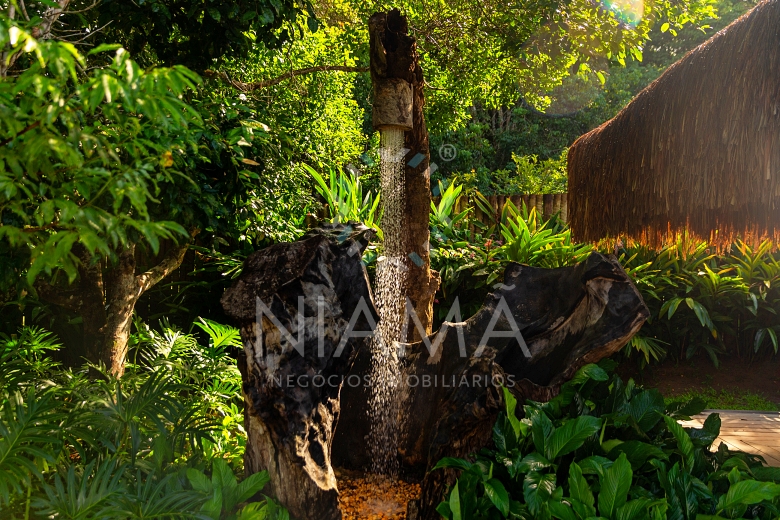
[35,237,194,376]
[221,224,378,520]
[399,254,649,518]
[369,9,439,341]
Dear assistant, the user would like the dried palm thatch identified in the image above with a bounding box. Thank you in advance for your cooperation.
[568,0,780,247]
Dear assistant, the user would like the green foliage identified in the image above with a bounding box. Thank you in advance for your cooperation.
[85,0,318,69]
[433,151,569,196]
[426,185,780,365]
[309,165,382,238]
[0,322,287,519]
[0,20,201,287]
[435,363,780,519]
[508,152,568,195]
[425,0,754,192]
[430,190,591,322]
[617,239,780,366]
[213,23,370,246]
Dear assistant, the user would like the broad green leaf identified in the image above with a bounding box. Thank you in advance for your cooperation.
[523,471,557,515]
[449,480,462,520]
[186,468,212,493]
[433,458,473,472]
[609,440,667,470]
[545,415,601,460]
[569,462,595,508]
[484,478,510,516]
[514,452,553,475]
[502,386,527,440]
[529,407,554,454]
[235,470,270,504]
[662,416,695,470]
[549,499,579,520]
[598,453,632,519]
[716,480,780,512]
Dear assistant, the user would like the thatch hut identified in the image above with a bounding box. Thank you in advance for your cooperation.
[567,0,780,247]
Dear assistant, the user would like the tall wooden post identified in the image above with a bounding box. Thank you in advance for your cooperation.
[369,9,439,341]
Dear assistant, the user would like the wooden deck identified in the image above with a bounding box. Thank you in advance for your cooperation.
[680,410,780,467]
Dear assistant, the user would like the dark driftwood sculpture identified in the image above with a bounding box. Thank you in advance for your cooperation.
[221,225,378,520]
[222,226,648,520]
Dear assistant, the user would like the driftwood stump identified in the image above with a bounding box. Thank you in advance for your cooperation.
[221,224,377,520]
[223,227,648,520]
[398,254,650,518]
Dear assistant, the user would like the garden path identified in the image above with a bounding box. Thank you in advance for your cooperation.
[681,410,780,467]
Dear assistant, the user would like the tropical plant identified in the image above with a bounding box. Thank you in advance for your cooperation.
[430,191,593,323]
[0,321,287,519]
[427,187,780,365]
[431,181,473,241]
[435,362,780,519]
[614,238,780,366]
[308,165,382,238]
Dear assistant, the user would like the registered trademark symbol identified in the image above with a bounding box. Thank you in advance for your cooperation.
[438,144,457,162]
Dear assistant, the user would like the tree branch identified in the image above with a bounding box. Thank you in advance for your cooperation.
[203,65,369,92]
[34,279,84,310]
[135,230,199,294]
[519,97,583,119]
[32,0,71,40]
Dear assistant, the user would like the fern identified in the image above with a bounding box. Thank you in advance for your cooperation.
[0,389,61,504]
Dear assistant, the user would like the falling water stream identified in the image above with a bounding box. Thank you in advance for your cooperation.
[367,127,408,479]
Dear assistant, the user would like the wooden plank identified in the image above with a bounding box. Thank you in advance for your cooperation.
[686,411,780,467]
[509,195,523,212]
[522,194,530,212]
[543,194,554,220]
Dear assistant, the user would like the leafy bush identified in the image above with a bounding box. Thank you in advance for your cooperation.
[617,239,780,366]
[0,321,288,519]
[435,362,780,519]
[434,151,568,197]
[430,193,590,323]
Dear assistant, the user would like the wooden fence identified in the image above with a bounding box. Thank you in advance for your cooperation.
[438,192,568,226]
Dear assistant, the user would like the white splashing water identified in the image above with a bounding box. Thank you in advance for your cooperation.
[368,127,408,477]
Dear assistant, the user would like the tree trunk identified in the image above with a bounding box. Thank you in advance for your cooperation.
[369,9,439,341]
[35,237,193,376]
[222,224,378,520]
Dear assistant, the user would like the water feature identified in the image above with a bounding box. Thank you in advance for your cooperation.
[367,126,407,478]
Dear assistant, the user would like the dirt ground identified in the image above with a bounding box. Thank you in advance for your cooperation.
[618,354,780,406]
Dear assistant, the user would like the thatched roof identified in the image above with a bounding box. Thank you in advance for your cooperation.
[567,0,780,247]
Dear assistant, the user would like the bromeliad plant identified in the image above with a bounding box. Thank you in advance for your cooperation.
[435,362,780,519]
[429,188,592,323]
[307,165,382,239]
[426,183,780,365]
[617,238,780,366]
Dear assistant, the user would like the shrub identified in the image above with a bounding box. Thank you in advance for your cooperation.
[427,188,780,366]
[0,321,288,519]
[435,362,780,519]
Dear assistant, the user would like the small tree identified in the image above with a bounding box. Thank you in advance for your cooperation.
[0,21,205,375]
